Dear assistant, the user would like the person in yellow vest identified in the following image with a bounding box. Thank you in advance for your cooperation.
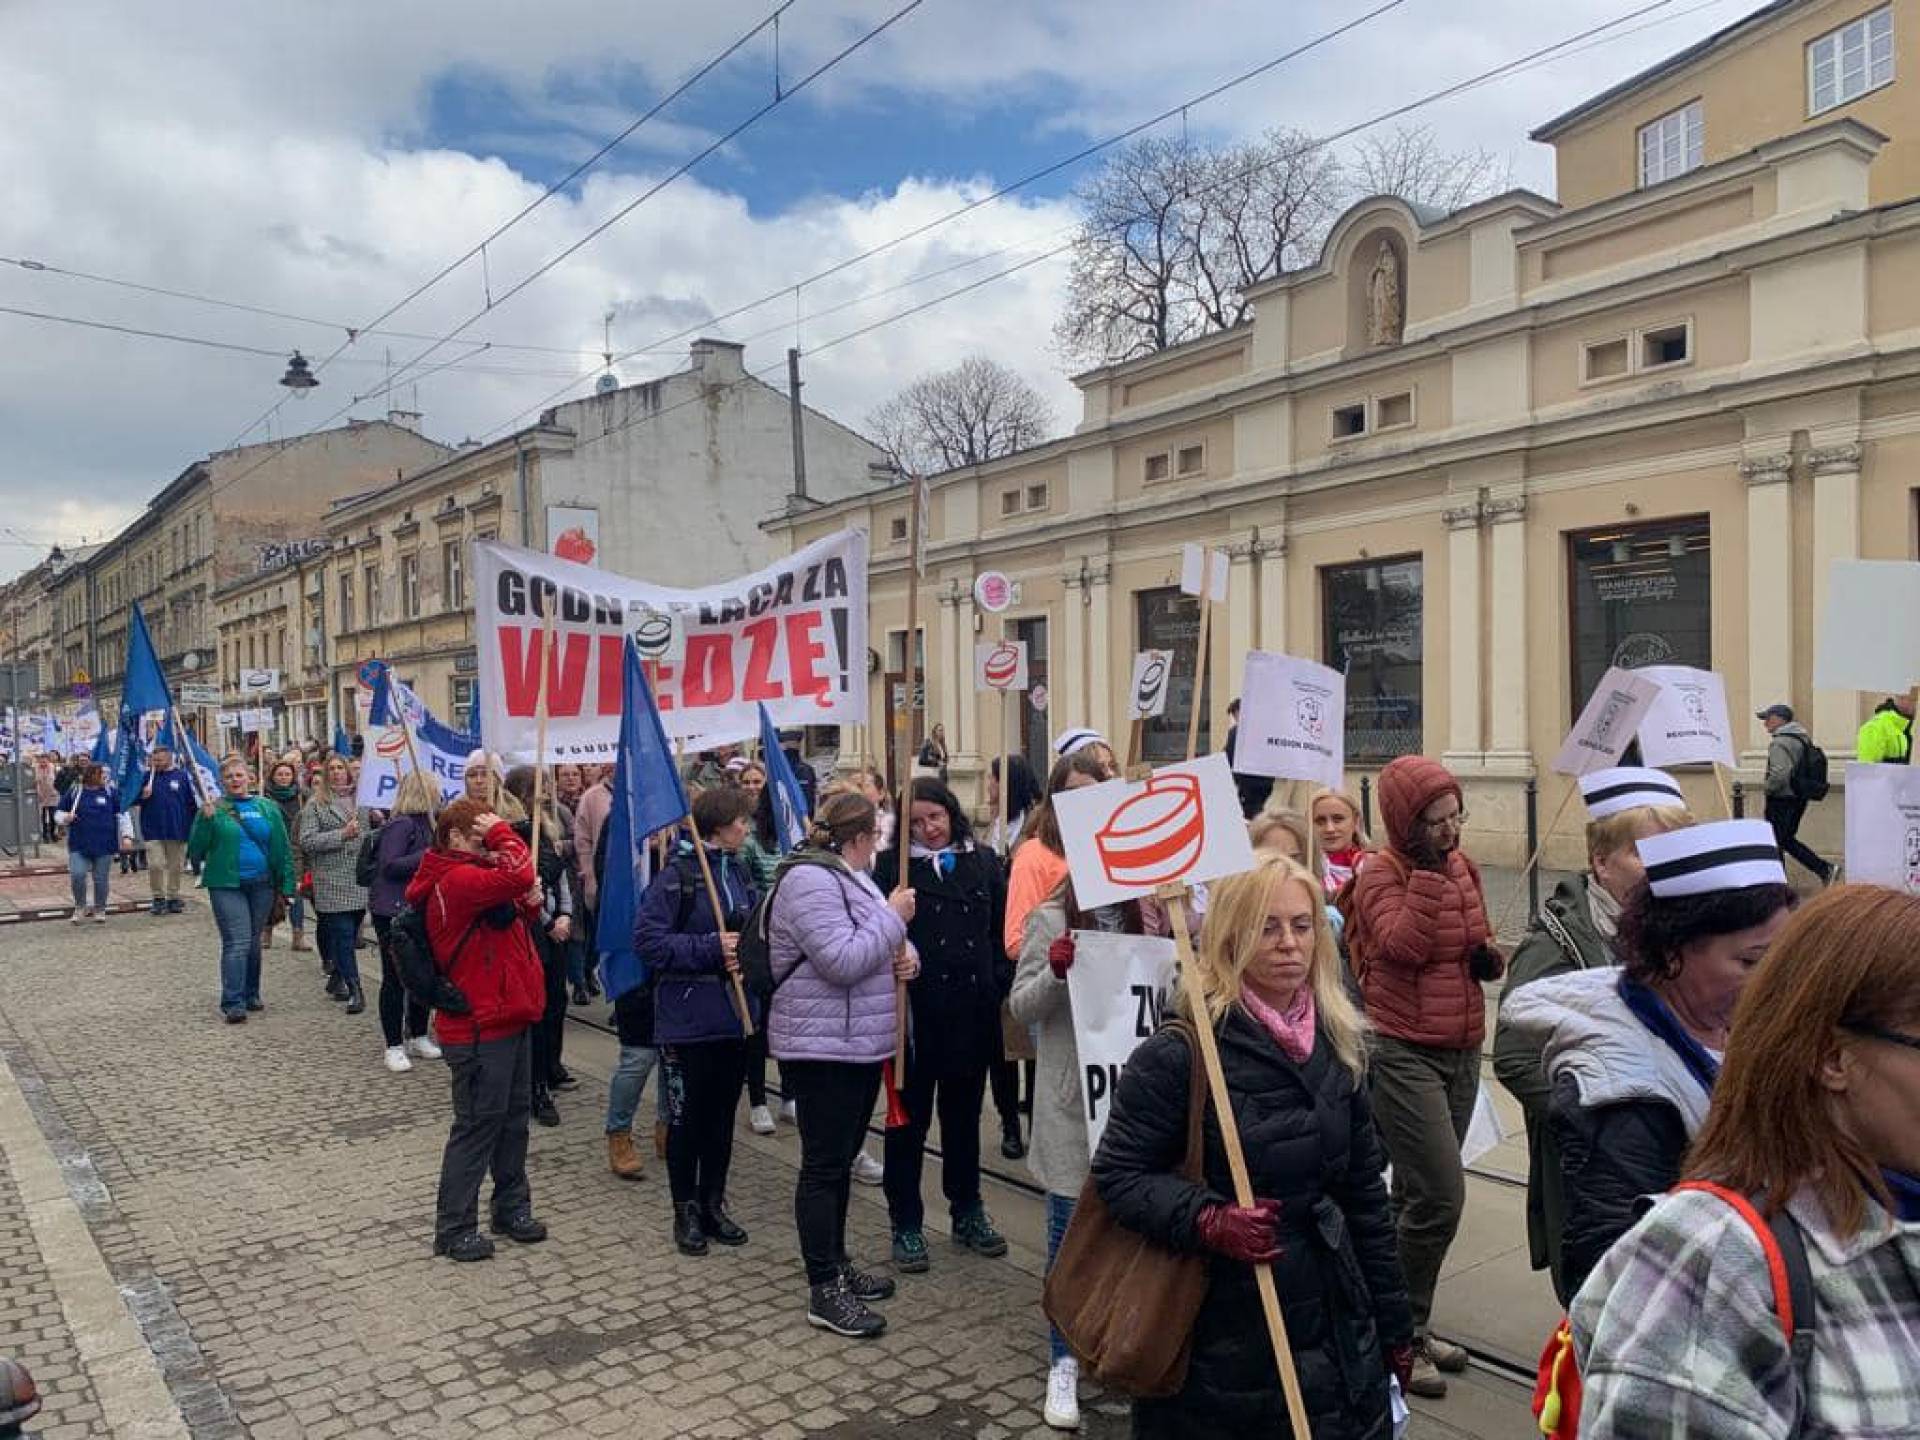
[1856,694,1914,764]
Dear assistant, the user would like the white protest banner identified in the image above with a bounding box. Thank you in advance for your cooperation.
[238,669,281,697]
[1065,932,1178,1153]
[974,639,1030,694]
[216,711,240,731]
[1126,651,1174,721]
[1843,761,1920,894]
[178,683,222,707]
[1814,559,1920,693]
[1551,667,1663,776]
[1233,651,1346,788]
[356,677,477,809]
[239,709,272,734]
[1635,664,1735,770]
[1054,753,1257,911]
[1179,543,1228,603]
[474,531,869,762]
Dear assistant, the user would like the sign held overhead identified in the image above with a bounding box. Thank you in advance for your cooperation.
[1052,753,1256,911]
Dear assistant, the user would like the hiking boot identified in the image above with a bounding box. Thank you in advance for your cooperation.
[673,1202,709,1256]
[1423,1333,1469,1373]
[952,1207,1009,1258]
[1043,1356,1081,1430]
[489,1210,548,1244]
[434,1230,495,1262]
[839,1261,895,1302]
[531,1090,560,1127]
[891,1228,930,1273]
[1405,1348,1446,1399]
[807,1276,885,1339]
[292,932,311,953]
[701,1203,748,1247]
[607,1131,644,1180]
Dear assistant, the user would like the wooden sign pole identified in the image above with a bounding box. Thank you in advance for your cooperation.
[672,737,755,1035]
[1161,886,1313,1438]
[891,481,924,1086]
[997,620,1012,856]
[528,610,554,865]
[1491,778,1580,940]
[1184,550,1214,764]
[1711,763,1735,820]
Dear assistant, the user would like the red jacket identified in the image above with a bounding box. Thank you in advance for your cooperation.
[405,821,545,1048]
[1349,757,1492,1051]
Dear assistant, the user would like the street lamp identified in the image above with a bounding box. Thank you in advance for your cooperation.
[279,352,319,397]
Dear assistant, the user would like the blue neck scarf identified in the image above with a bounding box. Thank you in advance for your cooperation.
[1881,1169,1920,1223]
[1617,975,1721,1097]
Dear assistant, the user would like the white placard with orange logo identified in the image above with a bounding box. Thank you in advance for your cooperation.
[1065,932,1178,1153]
[974,639,1030,693]
[1231,650,1346,788]
[1052,753,1257,911]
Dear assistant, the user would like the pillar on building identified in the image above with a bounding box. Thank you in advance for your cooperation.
[1226,533,1257,687]
[1484,494,1530,772]
[937,580,972,757]
[1441,501,1484,770]
[1808,443,1863,751]
[1060,564,1090,732]
[1254,533,1287,653]
[1086,559,1114,743]
[1740,452,1795,765]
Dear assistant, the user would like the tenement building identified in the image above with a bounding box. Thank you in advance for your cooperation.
[769,0,1920,866]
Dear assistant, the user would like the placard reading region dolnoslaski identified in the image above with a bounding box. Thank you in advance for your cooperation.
[474,532,869,761]
[1065,932,1178,1154]
[1232,650,1346,789]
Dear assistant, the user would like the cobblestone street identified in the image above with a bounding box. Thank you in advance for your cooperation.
[1,903,1533,1438]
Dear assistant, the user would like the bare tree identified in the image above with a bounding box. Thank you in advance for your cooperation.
[1054,130,1342,369]
[867,354,1055,475]
[1345,125,1510,214]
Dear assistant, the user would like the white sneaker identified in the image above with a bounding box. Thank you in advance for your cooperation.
[780,1098,798,1124]
[70,910,85,925]
[1043,1357,1080,1430]
[93,909,107,923]
[383,1046,412,1073]
[749,1104,776,1135]
[405,1034,442,1060]
[852,1150,884,1186]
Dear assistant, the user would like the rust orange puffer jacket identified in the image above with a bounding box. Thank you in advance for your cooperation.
[1349,756,1492,1050]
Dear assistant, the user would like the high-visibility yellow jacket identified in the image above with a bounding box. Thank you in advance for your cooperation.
[1857,706,1914,764]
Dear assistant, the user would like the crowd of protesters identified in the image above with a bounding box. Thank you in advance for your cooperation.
[37,699,1917,1439]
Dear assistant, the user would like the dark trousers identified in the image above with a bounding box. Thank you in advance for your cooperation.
[989,1059,1032,1134]
[744,1025,770,1108]
[786,1059,883,1285]
[434,1030,532,1243]
[371,914,430,1048]
[528,926,568,1089]
[316,908,363,988]
[883,1064,987,1232]
[1370,1035,1478,1332]
[1765,795,1832,881]
[662,1041,748,1207]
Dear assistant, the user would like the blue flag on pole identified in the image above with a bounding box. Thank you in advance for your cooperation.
[110,710,147,810]
[596,639,692,1002]
[758,704,810,852]
[90,718,113,766]
[121,602,174,720]
[332,725,352,758]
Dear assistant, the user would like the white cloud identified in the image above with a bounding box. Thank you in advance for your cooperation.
[0,0,1757,580]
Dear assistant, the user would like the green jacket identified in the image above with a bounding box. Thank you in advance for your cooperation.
[1493,873,1615,1293]
[187,797,296,894]
[1857,705,1913,764]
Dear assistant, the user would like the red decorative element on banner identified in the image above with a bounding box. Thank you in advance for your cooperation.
[1094,772,1206,889]
[983,641,1020,690]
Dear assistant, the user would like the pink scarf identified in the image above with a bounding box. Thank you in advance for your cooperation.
[1241,984,1316,1063]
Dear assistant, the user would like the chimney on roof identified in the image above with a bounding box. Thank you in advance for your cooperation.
[386,409,422,433]
[688,338,746,384]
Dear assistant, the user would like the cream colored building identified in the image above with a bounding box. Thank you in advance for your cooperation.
[210,550,334,749]
[770,0,1920,868]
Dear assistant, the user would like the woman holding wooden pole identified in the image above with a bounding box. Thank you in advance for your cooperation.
[1092,854,1414,1438]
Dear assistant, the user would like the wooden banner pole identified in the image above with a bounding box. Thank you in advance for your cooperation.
[673,737,754,1035]
[1712,763,1735,821]
[528,610,555,865]
[891,482,924,1088]
[1184,551,1214,764]
[1162,886,1313,1439]
[1491,778,1580,939]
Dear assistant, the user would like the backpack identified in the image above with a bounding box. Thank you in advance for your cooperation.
[385,901,477,1016]
[1788,733,1831,802]
[353,828,381,889]
[1531,1181,1815,1438]
[736,854,857,1001]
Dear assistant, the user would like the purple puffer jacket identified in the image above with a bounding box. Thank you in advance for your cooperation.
[767,859,906,1064]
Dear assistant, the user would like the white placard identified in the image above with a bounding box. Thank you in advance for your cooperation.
[974,639,1030,693]
[216,711,240,730]
[1814,560,1920,693]
[1635,665,1735,769]
[1844,761,1920,894]
[1551,667,1663,776]
[1126,650,1174,721]
[1179,543,1229,603]
[1053,753,1258,911]
[1232,651,1346,788]
[546,505,601,566]
[238,669,282,697]
[239,708,273,734]
[178,683,222,707]
[1065,932,1178,1154]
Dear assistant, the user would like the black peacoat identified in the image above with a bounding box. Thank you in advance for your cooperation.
[875,845,1008,1079]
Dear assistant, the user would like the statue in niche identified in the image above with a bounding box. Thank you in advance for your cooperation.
[1366,238,1403,347]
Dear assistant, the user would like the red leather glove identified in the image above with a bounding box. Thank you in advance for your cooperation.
[1047,934,1076,979]
[1385,1342,1414,1393]
[1194,1199,1283,1265]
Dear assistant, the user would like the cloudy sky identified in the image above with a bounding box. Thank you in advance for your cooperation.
[0,0,1756,581]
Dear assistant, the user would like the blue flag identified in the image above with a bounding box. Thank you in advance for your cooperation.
[758,704,810,852]
[121,602,174,720]
[155,714,219,804]
[110,710,147,810]
[332,725,352,758]
[90,718,113,766]
[597,639,692,1002]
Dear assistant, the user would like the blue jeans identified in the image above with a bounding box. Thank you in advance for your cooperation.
[210,882,274,1014]
[288,896,307,934]
[605,1045,660,1134]
[1046,1192,1078,1362]
[68,852,111,911]
[316,909,363,988]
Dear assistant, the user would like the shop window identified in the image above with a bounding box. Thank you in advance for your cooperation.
[1144,452,1171,483]
[1137,587,1210,762]
[1809,6,1893,114]
[1322,556,1424,762]
[1374,391,1414,431]
[1332,402,1368,440]
[1568,516,1712,715]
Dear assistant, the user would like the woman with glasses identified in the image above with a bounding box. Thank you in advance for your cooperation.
[1571,884,1919,1437]
[1345,755,1502,1398]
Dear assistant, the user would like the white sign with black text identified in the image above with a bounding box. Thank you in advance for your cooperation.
[1232,650,1347,789]
[1843,762,1920,894]
[1551,667,1663,776]
[238,669,282,697]
[1065,932,1178,1155]
[1635,665,1736,770]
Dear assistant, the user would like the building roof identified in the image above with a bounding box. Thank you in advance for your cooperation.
[1531,0,1801,140]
